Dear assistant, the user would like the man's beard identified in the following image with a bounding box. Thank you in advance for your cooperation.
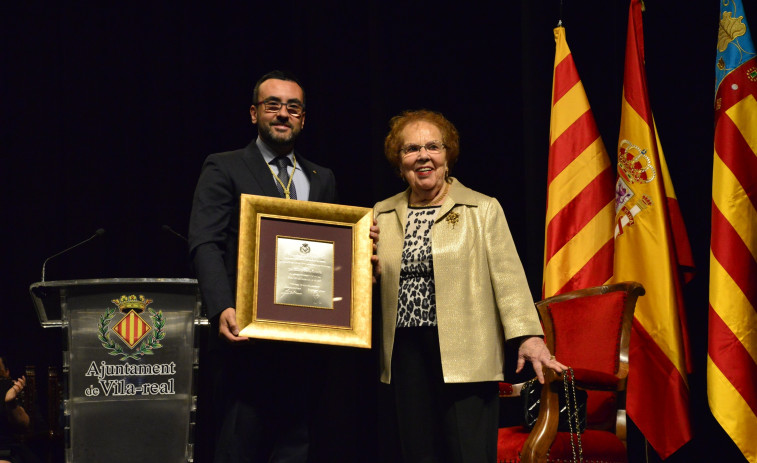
[258,121,300,148]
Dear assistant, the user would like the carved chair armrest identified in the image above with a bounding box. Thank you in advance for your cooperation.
[519,368,561,463]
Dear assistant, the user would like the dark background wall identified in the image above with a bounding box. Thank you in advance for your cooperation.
[1,1,753,462]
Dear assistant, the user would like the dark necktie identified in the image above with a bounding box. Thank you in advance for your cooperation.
[272,156,297,199]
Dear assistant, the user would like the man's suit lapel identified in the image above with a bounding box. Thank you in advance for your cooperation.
[241,142,281,198]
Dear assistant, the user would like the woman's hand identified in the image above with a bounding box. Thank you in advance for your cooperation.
[4,376,25,403]
[370,219,381,284]
[3,375,30,430]
[516,336,568,384]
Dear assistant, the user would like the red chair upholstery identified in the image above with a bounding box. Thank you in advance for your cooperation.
[497,282,645,463]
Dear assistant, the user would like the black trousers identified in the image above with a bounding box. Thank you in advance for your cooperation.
[210,342,317,463]
[391,327,499,463]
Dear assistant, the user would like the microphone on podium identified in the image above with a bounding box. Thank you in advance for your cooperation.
[162,224,188,243]
[41,228,106,282]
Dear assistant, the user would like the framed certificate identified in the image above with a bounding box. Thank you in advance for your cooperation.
[235,194,373,348]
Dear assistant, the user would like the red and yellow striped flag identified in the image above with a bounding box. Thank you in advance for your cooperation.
[612,0,695,457]
[543,26,614,298]
[709,1,757,461]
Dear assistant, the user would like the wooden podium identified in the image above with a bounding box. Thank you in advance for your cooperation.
[30,278,203,463]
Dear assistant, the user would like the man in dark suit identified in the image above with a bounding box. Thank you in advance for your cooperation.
[189,70,338,463]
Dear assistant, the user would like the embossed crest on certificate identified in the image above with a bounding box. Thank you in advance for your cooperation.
[235,194,373,348]
[274,237,334,310]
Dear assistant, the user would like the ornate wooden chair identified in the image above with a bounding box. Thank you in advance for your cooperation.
[497,281,645,463]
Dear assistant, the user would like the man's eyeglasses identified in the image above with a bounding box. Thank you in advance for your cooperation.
[400,141,446,156]
[255,100,305,118]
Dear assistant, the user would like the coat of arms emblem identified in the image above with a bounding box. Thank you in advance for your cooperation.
[98,295,166,361]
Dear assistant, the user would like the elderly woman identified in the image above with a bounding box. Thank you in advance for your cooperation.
[373,109,566,462]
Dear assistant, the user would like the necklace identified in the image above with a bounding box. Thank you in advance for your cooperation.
[409,182,450,208]
[267,154,297,199]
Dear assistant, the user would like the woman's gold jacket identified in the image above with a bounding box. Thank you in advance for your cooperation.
[374,179,543,384]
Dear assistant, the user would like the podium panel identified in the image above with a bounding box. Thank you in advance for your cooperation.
[30,278,201,463]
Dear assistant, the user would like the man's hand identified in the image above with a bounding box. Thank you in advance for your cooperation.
[4,376,25,403]
[516,336,568,384]
[218,307,250,343]
[370,219,381,284]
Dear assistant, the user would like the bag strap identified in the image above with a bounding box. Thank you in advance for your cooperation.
[564,367,584,463]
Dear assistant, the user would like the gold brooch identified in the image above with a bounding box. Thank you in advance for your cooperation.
[445,212,460,229]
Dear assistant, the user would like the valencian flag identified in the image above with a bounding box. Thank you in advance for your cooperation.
[612,0,695,457]
[709,1,757,461]
[543,26,614,298]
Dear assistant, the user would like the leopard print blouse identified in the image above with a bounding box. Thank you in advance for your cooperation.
[396,206,440,327]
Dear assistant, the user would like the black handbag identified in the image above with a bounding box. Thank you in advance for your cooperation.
[521,367,587,433]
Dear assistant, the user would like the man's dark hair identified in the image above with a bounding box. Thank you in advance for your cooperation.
[252,70,306,107]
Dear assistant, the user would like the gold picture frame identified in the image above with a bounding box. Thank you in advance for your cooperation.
[236,194,373,348]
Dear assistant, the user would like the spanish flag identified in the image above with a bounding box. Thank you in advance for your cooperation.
[709,1,757,461]
[612,0,695,457]
[543,26,614,298]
